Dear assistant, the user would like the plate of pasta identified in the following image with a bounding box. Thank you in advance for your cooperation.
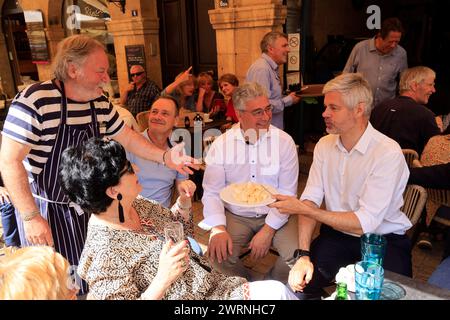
[220,182,277,207]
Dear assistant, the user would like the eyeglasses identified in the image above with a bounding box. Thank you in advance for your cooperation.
[130,71,144,77]
[243,105,274,118]
[119,160,135,177]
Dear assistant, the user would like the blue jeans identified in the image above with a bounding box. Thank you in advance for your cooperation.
[0,201,21,247]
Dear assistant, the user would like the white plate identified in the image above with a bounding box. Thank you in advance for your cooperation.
[220,183,277,208]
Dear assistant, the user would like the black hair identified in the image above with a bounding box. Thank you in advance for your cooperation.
[380,17,404,39]
[58,138,127,214]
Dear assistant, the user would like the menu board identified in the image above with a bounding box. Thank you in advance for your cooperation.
[125,45,146,81]
[23,10,50,64]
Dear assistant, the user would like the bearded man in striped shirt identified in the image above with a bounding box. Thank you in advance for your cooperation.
[0,35,197,296]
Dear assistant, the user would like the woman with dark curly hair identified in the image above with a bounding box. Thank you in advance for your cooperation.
[59,138,298,300]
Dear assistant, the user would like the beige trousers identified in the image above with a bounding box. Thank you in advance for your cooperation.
[210,210,298,283]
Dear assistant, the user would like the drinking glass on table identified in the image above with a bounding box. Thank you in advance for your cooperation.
[361,233,386,266]
[354,260,384,300]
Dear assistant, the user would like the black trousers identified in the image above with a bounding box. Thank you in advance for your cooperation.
[298,225,412,300]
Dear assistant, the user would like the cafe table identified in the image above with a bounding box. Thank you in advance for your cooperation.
[325,270,450,300]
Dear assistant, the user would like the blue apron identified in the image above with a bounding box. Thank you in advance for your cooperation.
[16,80,101,295]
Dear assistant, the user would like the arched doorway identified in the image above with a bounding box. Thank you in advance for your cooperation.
[157,0,218,88]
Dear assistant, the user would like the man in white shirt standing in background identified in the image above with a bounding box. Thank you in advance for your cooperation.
[201,82,299,283]
[271,73,413,299]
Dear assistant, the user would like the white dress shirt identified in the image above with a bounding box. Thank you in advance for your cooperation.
[201,125,299,230]
[300,123,412,235]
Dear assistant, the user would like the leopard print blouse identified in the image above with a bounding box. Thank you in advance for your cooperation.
[77,196,248,300]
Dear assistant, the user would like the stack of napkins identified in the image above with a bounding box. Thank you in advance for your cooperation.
[335,264,356,292]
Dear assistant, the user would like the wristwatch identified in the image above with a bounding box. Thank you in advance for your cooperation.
[293,249,310,260]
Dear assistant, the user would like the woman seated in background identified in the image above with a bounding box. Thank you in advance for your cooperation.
[196,72,224,114]
[0,246,78,300]
[218,73,239,130]
[161,67,197,112]
[59,138,298,300]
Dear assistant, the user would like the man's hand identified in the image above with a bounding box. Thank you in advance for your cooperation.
[206,226,233,263]
[248,224,275,260]
[177,180,196,201]
[289,256,314,292]
[126,82,135,92]
[165,142,200,175]
[269,194,307,214]
[289,91,301,104]
[23,214,54,246]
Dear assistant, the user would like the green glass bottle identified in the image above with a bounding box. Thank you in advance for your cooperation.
[335,282,348,300]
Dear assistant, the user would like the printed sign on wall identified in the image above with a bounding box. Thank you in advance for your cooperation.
[287,33,300,72]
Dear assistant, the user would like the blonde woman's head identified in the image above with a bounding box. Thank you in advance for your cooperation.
[0,246,78,300]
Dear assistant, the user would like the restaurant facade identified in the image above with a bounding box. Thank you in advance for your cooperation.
[0,0,304,100]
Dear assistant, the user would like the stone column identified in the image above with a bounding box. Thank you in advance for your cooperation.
[107,0,162,96]
[209,0,287,83]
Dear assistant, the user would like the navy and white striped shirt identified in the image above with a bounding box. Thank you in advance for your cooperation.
[1,80,124,182]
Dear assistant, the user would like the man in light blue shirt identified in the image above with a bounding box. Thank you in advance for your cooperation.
[246,31,301,130]
[127,96,196,208]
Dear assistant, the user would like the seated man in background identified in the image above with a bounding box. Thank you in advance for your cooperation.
[120,65,161,117]
[370,66,440,155]
[271,73,413,300]
[201,82,299,283]
[127,96,196,208]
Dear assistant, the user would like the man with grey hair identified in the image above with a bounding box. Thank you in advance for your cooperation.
[271,73,412,299]
[246,31,301,129]
[0,34,196,296]
[370,66,441,155]
[201,82,299,282]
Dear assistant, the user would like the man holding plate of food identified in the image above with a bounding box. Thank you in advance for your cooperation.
[200,82,299,283]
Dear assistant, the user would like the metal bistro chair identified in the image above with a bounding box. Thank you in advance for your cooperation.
[402,149,419,168]
[428,188,450,227]
[401,184,428,243]
[136,110,151,132]
[412,159,450,227]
